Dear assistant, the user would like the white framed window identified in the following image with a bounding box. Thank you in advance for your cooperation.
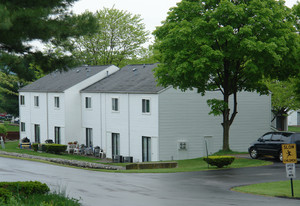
[21,122,25,132]
[54,97,60,108]
[20,95,25,105]
[112,98,119,112]
[85,97,92,109]
[142,99,150,114]
[34,96,39,107]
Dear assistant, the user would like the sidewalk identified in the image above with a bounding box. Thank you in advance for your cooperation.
[0,151,125,170]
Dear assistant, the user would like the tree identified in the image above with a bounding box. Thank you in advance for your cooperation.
[153,0,300,150]
[0,0,98,78]
[64,7,149,67]
[265,78,300,130]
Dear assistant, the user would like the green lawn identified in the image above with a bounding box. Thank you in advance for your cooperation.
[0,141,272,173]
[232,180,300,198]
[0,122,19,132]
[289,126,300,132]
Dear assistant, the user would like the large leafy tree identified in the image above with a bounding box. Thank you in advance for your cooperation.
[0,0,98,76]
[265,78,300,130]
[154,0,300,150]
[63,7,149,67]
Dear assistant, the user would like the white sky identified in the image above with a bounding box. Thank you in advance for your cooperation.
[71,0,299,36]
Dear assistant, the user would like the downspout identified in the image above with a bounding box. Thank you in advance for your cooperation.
[100,93,102,148]
[128,93,131,156]
[46,93,49,140]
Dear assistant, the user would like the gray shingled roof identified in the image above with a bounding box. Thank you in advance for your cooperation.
[81,64,165,94]
[19,65,112,92]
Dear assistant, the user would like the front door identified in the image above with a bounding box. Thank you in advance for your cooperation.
[112,133,120,157]
[142,136,151,162]
[34,124,40,143]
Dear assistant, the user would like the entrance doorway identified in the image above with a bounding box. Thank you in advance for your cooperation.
[142,136,151,162]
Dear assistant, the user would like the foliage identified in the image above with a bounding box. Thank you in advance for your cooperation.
[153,0,300,150]
[0,181,50,196]
[0,0,98,75]
[0,188,12,203]
[0,124,7,135]
[265,78,300,119]
[44,144,68,154]
[62,7,149,67]
[32,143,38,152]
[203,156,235,168]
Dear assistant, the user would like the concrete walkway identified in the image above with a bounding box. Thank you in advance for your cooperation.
[0,151,124,170]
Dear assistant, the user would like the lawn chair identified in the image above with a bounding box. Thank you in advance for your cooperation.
[93,146,101,157]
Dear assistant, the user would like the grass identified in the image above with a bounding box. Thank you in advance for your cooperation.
[0,122,19,132]
[0,141,272,173]
[289,126,300,132]
[232,180,300,198]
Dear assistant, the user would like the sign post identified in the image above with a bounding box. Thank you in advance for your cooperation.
[282,144,297,197]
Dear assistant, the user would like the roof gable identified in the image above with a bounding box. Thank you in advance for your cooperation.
[19,65,113,92]
[81,63,165,94]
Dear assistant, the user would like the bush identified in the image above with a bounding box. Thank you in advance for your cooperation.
[0,188,12,203]
[45,144,67,154]
[0,181,50,196]
[32,143,38,151]
[203,156,235,168]
[0,124,7,136]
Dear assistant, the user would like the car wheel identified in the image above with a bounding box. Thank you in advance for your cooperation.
[249,148,259,159]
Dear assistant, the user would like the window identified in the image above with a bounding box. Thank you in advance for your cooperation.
[271,134,282,141]
[261,133,272,141]
[142,99,150,113]
[21,122,25,132]
[112,133,120,156]
[34,124,40,143]
[85,97,92,109]
[86,128,93,147]
[55,127,60,144]
[34,96,39,107]
[54,97,60,108]
[142,136,151,162]
[20,95,25,105]
[112,98,119,112]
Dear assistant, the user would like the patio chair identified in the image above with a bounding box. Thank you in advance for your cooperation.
[84,147,93,155]
[93,146,101,157]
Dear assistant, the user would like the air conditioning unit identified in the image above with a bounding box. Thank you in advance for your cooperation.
[123,156,133,163]
[113,155,123,163]
[178,141,187,150]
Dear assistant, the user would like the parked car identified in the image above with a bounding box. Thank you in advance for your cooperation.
[248,132,300,161]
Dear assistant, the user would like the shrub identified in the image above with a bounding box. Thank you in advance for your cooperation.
[0,124,7,136]
[0,188,12,203]
[45,144,67,154]
[0,181,50,196]
[32,143,39,151]
[203,156,235,168]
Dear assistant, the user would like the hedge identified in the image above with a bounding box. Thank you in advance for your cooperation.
[0,188,12,203]
[0,181,50,197]
[203,156,235,168]
[32,143,67,154]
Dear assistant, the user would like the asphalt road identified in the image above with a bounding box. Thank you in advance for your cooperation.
[0,157,299,206]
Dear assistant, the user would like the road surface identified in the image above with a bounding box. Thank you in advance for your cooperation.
[0,157,299,206]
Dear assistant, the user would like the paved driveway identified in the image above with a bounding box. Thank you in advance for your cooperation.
[0,157,299,206]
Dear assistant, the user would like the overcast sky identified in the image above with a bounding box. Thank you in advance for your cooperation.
[71,0,299,37]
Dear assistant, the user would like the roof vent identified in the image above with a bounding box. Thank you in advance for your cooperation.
[143,64,146,68]
[106,71,109,76]
[76,69,80,73]
[133,68,137,72]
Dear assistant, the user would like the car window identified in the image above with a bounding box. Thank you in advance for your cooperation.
[271,134,282,141]
[294,134,300,145]
[262,133,272,141]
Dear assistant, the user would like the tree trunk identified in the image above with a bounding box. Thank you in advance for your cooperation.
[222,94,231,151]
